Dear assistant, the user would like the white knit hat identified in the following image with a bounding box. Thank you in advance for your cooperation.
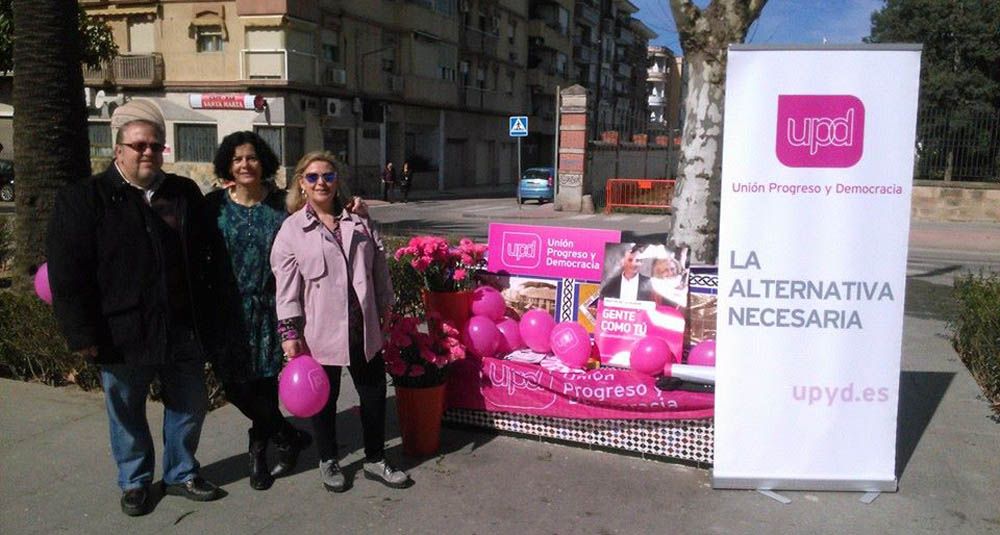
[111,98,165,132]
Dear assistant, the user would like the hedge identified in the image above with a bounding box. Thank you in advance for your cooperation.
[949,271,1000,416]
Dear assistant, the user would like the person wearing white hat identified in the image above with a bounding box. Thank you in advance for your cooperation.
[47,98,222,516]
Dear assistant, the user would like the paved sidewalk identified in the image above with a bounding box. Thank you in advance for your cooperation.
[2,307,998,533]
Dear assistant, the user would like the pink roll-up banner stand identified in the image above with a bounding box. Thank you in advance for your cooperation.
[714,45,922,492]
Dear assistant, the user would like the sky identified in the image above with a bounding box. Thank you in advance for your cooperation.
[632,0,886,54]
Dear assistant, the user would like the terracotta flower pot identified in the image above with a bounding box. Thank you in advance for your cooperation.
[422,289,473,330]
[394,383,446,457]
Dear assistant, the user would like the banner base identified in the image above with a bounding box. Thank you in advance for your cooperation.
[712,475,898,492]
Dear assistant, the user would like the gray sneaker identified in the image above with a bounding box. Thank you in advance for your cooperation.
[319,459,346,492]
[362,459,412,489]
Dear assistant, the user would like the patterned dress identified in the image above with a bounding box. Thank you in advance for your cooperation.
[204,188,287,382]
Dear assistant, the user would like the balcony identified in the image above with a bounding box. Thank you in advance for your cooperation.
[646,68,668,81]
[112,53,164,88]
[403,75,459,107]
[241,49,318,84]
[575,2,600,26]
[573,44,595,63]
[528,20,571,53]
[460,27,499,58]
[83,62,113,86]
[648,95,666,107]
[616,63,632,78]
[615,27,635,46]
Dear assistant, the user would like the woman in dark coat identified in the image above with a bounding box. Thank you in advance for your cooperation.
[204,131,310,490]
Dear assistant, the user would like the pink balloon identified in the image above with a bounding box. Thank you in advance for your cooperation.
[279,354,330,417]
[495,317,525,354]
[630,336,674,376]
[549,322,591,368]
[519,309,556,353]
[463,315,501,358]
[688,339,716,367]
[34,263,52,305]
[470,286,506,321]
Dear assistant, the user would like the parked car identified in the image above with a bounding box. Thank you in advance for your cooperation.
[518,167,554,204]
[0,160,13,202]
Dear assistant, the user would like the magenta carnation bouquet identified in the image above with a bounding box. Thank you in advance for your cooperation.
[382,313,466,388]
[393,236,488,292]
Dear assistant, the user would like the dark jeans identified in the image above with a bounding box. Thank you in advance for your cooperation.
[223,377,290,441]
[381,181,394,202]
[311,348,387,463]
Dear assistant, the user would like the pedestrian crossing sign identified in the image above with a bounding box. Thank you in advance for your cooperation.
[509,116,528,137]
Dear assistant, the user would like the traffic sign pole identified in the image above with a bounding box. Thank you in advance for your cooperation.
[509,115,528,209]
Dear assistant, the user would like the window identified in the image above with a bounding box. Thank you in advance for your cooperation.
[434,0,455,16]
[476,66,485,89]
[196,25,224,53]
[254,127,283,164]
[175,124,217,162]
[89,123,113,158]
[459,61,470,86]
[285,127,304,167]
[506,70,515,95]
[508,20,516,45]
[321,29,340,63]
[556,52,568,76]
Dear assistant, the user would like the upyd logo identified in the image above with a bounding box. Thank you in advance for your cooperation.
[776,95,865,168]
[500,231,541,269]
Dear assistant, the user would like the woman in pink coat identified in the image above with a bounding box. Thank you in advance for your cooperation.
[270,151,412,492]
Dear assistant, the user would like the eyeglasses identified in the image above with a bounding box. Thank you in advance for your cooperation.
[119,142,165,154]
[304,172,338,183]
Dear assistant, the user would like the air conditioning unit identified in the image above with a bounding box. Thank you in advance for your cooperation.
[325,98,344,117]
[323,66,347,85]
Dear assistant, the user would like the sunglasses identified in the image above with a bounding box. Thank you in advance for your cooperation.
[304,172,338,183]
[119,142,166,154]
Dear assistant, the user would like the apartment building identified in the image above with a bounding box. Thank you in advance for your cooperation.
[646,45,683,138]
[571,0,655,140]
[74,0,534,192]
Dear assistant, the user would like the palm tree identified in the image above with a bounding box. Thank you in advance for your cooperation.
[11,0,90,293]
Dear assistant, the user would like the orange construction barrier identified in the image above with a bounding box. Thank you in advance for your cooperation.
[604,178,675,214]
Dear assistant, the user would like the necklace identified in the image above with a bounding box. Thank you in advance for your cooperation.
[228,185,264,207]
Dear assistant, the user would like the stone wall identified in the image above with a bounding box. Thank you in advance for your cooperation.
[912,181,1000,223]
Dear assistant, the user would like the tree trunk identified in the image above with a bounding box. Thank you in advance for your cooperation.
[669,51,725,264]
[11,0,90,293]
[667,0,767,265]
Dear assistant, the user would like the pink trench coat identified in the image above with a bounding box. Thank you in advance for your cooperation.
[270,208,394,366]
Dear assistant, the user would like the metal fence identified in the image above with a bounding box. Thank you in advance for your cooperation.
[914,108,1000,182]
[585,143,680,207]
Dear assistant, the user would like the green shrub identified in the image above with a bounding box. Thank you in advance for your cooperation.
[383,234,425,317]
[0,290,101,389]
[0,290,226,408]
[949,271,1000,416]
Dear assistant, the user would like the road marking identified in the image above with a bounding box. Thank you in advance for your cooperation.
[607,215,627,222]
[640,216,667,223]
[569,214,595,220]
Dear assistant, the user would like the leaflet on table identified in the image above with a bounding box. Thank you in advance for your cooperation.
[594,241,690,368]
[486,223,621,281]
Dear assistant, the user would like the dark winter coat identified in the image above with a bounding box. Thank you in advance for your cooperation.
[46,164,210,365]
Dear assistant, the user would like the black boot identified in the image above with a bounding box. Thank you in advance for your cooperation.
[249,430,274,490]
[271,427,312,478]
